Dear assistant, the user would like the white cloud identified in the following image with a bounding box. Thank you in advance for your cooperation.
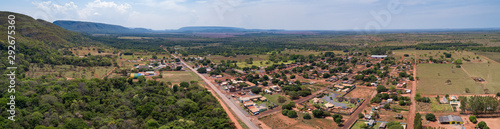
[32,0,132,20]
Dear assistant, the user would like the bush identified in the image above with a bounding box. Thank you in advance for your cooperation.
[425,113,436,121]
[469,115,477,123]
[478,121,487,129]
[303,113,312,119]
[251,87,262,94]
[312,109,324,118]
[358,113,364,119]
[287,110,297,118]
[282,109,289,115]
[376,85,388,93]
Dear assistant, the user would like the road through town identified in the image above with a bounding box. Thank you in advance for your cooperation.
[170,53,259,129]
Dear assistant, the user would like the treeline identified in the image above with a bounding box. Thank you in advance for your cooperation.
[0,76,234,128]
[459,96,500,115]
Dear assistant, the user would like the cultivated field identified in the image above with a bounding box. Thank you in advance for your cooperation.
[417,64,479,95]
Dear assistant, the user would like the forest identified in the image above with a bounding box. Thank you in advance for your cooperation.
[0,76,234,129]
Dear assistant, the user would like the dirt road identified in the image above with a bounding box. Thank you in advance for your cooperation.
[407,54,418,129]
[342,91,377,129]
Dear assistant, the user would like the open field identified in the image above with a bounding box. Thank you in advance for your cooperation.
[416,98,454,112]
[263,94,292,106]
[28,64,114,79]
[162,71,202,83]
[461,59,500,93]
[259,112,341,129]
[417,64,479,95]
[477,52,500,63]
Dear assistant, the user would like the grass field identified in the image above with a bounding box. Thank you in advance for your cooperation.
[461,59,500,93]
[28,64,114,79]
[417,64,480,95]
[350,120,383,129]
[478,52,500,64]
[263,94,292,106]
[416,98,454,112]
[162,71,202,83]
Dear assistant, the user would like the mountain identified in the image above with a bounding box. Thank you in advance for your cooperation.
[53,20,283,34]
[53,20,152,34]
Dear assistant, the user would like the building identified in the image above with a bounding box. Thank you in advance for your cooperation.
[438,115,463,124]
[379,122,386,129]
[243,101,255,107]
[247,106,260,115]
[371,55,388,59]
[440,97,449,104]
[129,73,144,79]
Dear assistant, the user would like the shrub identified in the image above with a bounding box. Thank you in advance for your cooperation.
[376,85,388,93]
[358,113,364,119]
[469,115,477,123]
[425,113,436,121]
[287,110,297,118]
[303,113,312,119]
[282,109,289,115]
[478,121,487,129]
[312,109,324,118]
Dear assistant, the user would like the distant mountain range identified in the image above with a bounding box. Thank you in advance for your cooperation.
[53,20,283,34]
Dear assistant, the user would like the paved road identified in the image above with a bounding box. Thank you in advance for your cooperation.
[171,54,259,129]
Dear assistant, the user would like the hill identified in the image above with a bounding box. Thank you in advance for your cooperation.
[0,11,108,74]
[53,20,152,34]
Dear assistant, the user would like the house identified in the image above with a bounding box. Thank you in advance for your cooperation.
[438,115,463,124]
[387,98,394,103]
[228,86,236,92]
[324,103,335,108]
[368,120,376,126]
[365,114,372,120]
[247,106,260,115]
[371,55,388,59]
[239,97,251,102]
[270,86,281,92]
[450,96,457,100]
[215,75,223,78]
[259,97,267,101]
[312,98,323,104]
[243,101,255,107]
[264,89,272,94]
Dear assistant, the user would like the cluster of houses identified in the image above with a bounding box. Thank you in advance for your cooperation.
[220,80,258,92]
[239,95,269,115]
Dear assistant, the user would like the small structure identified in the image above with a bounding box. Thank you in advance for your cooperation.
[438,115,463,124]
[312,98,323,104]
[395,114,403,119]
[243,101,255,107]
[365,114,372,120]
[259,97,267,101]
[371,55,388,59]
[387,98,394,103]
[215,75,223,78]
[440,97,449,104]
[324,102,335,108]
[247,106,260,115]
[368,120,376,126]
[379,122,387,129]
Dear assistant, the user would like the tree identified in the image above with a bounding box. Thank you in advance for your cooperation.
[465,88,470,93]
[251,87,262,94]
[390,86,396,92]
[312,109,324,118]
[425,113,436,121]
[322,73,331,78]
[287,110,298,118]
[414,113,422,129]
[478,121,487,129]
[64,118,88,129]
[197,67,207,73]
[469,115,477,123]
[147,119,160,128]
[282,109,289,115]
[278,96,287,103]
[332,114,343,125]
[303,113,312,119]
[377,85,388,93]
[180,82,190,88]
[384,104,391,110]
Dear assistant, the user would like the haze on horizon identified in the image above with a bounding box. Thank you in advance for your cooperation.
[3,0,500,30]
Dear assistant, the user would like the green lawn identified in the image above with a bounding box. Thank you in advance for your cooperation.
[417,98,453,112]
[350,120,382,129]
[162,71,202,83]
[417,64,479,95]
[461,60,500,93]
[263,94,291,106]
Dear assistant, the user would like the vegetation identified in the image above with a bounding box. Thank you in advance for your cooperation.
[425,113,436,121]
[414,113,422,129]
[469,115,477,123]
[0,76,234,128]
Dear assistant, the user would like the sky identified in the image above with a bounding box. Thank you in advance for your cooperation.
[2,0,500,30]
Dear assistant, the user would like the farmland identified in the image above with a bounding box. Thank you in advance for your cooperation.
[416,64,479,94]
[162,71,202,83]
[461,58,500,93]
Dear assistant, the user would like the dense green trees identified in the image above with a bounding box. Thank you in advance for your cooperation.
[0,77,234,128]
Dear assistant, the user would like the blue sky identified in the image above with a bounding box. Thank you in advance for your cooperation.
[2,0,500,30]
